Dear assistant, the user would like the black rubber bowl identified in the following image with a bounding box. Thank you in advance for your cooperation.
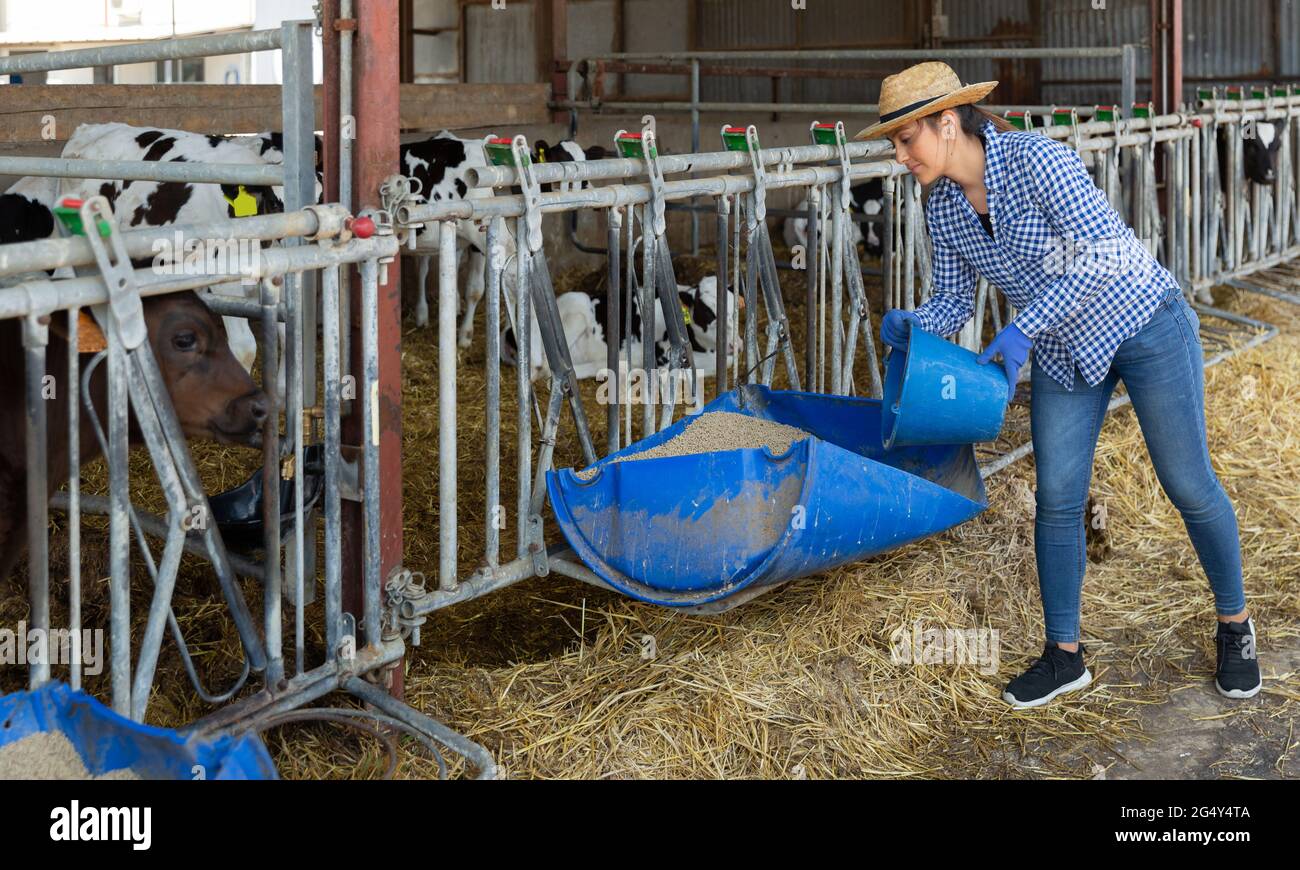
[209,443,326,550]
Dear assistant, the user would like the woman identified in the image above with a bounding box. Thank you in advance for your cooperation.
[857,62,1260,709]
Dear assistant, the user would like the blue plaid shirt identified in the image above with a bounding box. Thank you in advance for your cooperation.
[912,118,1181,390]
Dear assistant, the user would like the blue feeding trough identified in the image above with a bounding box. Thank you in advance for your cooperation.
[882,322,1008,450]
[0,682,278,779]
[547,384,987,609]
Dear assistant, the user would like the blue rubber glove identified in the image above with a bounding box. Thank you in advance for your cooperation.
[977,323,1032,403]
[881,309,921,351]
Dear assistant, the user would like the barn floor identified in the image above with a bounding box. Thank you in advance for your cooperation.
[386,257,1300,780]
[1,249,1297,779]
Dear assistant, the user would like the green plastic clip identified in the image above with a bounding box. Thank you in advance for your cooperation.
[484,136,525,168]
[721,125,750,152]
[53,197,112,237]
[1003,110,1033,131]
[614,131,654,160]
[810,122,840,146]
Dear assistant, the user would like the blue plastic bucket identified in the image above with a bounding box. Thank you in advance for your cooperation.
[0,682,278,780]
[881,321,1008,450]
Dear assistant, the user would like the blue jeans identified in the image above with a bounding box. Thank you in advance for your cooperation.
[1029,287,1246,643]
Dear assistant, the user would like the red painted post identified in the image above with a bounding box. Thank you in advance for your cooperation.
[344,0,404,700]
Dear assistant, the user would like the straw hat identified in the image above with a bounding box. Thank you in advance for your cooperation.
[855,61,998,140]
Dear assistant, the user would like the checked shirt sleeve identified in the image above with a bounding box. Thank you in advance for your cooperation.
[1011,138,1127,340]
[913,205,977,338]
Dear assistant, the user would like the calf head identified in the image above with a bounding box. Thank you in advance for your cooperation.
[531,140,608,192]
[687,276,744,359]
[221,183,286,217]
[146,291,268,446]
[1243,120,1282,185]
[0,191,55,244]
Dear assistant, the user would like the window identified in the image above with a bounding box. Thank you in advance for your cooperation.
[155,58,203,83]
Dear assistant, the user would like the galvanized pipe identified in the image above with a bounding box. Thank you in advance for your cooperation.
[605,208,621,452]
[288,267,307,676]
[260,280,284,688]
[515,216,531,560]
[66,309,81,690]
[0,155,283,186]
[485,217,503,567]
[0,205,344,279]
[438,221,458,592]
[321,264,343,661]
[0,236,398,319]
[583,46,1128,62]
[22,325,50,688]
[467,140,893,190]
[714,195,729,394]
[0,27,282,74]
[407,162,894,226]
[359,257,382,648]
[125,346,191,722]
[106,323,131,715]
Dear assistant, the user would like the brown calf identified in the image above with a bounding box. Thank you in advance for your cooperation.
[0,291,267,580]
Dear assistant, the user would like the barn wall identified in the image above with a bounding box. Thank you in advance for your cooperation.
[464,0,538,83]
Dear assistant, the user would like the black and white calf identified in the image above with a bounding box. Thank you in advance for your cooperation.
[781,178,883,257]
[502,275,743,384]
[402,132,608,342]
[401,131,518,342]
[530,139,608,193]
[1218,119,1284,187]
[3,123,293,381]
[0,176,57,246]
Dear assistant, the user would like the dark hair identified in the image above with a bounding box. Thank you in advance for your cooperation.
[921,103,1015,136]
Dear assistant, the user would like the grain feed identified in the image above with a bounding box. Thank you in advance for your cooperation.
[575,411,812,480]
[0,731,141,780]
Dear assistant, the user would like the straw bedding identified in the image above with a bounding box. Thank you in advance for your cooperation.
[1,248,1297,779]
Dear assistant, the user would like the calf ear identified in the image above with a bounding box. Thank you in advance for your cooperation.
[584,145,609,161]
[691,295,717,330]
[47,310,107,353]
[249,186,285,215]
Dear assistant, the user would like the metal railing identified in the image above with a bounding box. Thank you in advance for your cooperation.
[390,98,1297,618]
[0,23,495,778]
[561,45,1140,253]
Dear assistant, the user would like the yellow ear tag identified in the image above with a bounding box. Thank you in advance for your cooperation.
[537,147,547,163]
[680,302,692,326]
[224,185,260,217]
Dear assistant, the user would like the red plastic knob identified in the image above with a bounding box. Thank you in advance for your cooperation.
[349,216,375,239]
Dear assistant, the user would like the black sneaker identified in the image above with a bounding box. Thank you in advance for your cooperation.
[1214,617,1262,699]
[1002,642,1093,709]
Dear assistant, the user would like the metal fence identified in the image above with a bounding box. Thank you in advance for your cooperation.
[390,94,1298,616]
[0,23,495,779]
[560,45,1141,253]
